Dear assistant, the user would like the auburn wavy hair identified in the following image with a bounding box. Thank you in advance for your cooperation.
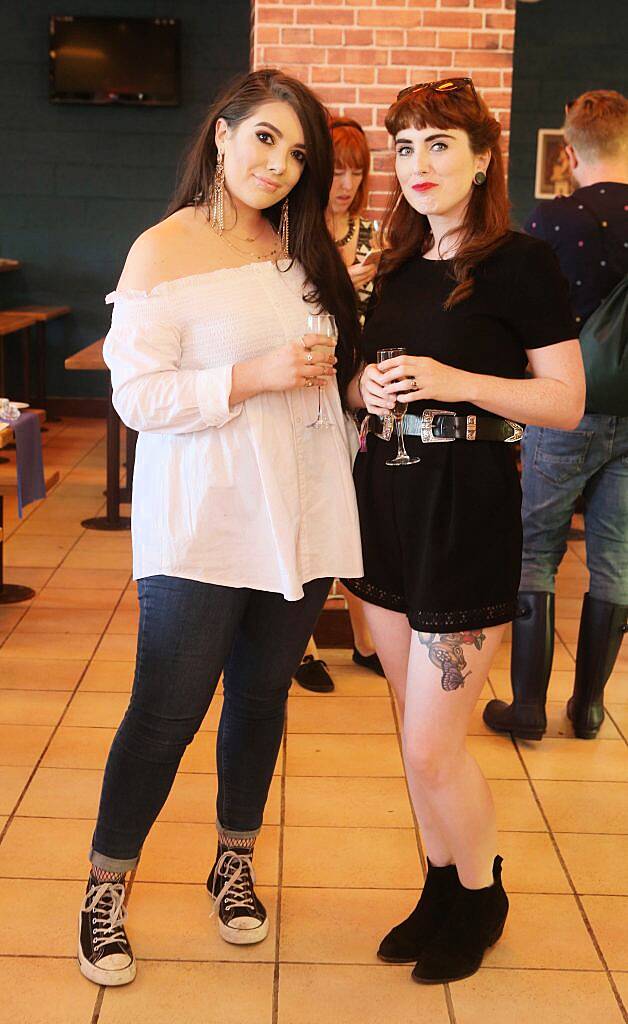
[330,119,371,216]
[378,84,511,309]
[167,69,360,405]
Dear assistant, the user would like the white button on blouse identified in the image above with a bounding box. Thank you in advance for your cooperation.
[103,259,364,600]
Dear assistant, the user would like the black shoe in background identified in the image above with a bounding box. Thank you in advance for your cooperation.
[352,648,386,677]
[483,591,555,741]
[567,593,628,738]
[294,654,335,692]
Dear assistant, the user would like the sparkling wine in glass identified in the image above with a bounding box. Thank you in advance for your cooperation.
[306,313,337,429]
[377,347,420,467]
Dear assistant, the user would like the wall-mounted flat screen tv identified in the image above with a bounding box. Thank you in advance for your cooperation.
[49,15,180,106]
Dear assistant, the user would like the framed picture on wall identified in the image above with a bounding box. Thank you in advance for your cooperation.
[534,129,573,199]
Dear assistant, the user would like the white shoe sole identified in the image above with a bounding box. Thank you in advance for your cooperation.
[218,916,270,945]
[78,918,136,986]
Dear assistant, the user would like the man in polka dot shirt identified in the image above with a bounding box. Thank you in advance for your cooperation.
[484,90,628,743]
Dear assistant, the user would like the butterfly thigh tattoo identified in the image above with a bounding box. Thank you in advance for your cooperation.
[418,631,487,691]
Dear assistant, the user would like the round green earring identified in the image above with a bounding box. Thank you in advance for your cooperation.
[474,170,487,186]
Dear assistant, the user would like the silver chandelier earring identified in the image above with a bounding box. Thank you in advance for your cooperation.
[211,151,225,233]
[473,170,487,186]
[279,197,290,257]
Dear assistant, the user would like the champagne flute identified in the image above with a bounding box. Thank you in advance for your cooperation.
[377,347,421,467]
[306,313,337,429]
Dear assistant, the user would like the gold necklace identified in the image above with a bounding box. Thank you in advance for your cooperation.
[213,223,280,262]
[225,222,266,244]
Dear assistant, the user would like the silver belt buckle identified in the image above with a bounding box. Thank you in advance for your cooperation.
[504,419,524,443]
[420,408,456,443]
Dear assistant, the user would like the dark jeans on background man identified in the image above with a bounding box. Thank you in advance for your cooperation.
[90,574,331,873]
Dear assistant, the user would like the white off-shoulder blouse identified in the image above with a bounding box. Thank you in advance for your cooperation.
[103,259,363,600]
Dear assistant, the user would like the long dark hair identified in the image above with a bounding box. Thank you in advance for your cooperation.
[168,69,360,403]
[379,84,511,308]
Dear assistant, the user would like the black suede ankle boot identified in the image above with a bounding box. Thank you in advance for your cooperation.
[377,860,460,964]
[411,856,509,985]
[567,594,628,739]
[483,592,555,740]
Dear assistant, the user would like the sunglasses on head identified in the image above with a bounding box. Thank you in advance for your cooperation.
[396,77,478,103]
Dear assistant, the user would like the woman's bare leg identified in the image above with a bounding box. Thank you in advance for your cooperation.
[360,602,455,867]
[402,624,506,888]
[337,582,376,656]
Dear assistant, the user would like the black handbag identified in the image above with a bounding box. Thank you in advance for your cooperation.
[580,273,628,415]
[576,198,628,415]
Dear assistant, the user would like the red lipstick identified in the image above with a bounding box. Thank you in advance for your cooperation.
[412,182,437,192]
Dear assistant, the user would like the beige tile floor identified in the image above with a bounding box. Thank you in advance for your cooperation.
[0,418,626,1024]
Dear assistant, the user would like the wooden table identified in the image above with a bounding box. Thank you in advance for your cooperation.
[0,311,37,401]
[65,340,137,531]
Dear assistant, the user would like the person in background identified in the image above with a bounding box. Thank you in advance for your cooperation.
[343,77,584,985]
[484,89,628,742]
[295,116,385,693]
[77,69,363,988]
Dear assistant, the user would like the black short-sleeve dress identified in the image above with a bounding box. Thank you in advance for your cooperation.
[343,231,576,633]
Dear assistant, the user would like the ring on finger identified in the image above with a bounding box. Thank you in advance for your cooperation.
[304,379,314,388]
[306,351,313,363]
[409,377,418,390]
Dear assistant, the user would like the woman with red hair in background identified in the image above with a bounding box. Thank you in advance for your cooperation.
[343,79,584,983]
[327,117,380,322]
[294,117,384,693]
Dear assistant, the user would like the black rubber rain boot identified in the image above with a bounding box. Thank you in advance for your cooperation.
[567,594,628,739]
[483,592,555,741]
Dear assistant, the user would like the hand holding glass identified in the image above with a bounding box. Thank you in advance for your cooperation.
[376,348,420,467]
[305,313,337,429]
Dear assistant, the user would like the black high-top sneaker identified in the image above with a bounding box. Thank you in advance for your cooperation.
[78,876,136,986]
[207,851,269,945]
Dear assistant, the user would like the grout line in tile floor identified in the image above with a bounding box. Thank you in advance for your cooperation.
[511,738,628,1022]
[271,716,289,1023]
[90,987,105,1024]
[606,707,628,744]
[8,877,624,896]
[0,952,618,973]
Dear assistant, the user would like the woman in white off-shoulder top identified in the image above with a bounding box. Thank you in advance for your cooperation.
[78,70,363,988]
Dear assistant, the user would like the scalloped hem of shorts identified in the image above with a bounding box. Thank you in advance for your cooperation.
[341,578,516,633]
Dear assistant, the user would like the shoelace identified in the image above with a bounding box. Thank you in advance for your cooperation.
[81,882,128,952]
[211,852,257,914]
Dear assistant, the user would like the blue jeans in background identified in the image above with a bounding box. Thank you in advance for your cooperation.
[90,574,331,873]
[519,414,628,604]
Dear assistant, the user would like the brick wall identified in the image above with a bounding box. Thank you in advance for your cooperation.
[252,0,516,215]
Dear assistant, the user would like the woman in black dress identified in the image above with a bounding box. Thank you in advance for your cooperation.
[343,79,585,984]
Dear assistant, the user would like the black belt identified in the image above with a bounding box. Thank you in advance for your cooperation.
[359,408,524,448]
